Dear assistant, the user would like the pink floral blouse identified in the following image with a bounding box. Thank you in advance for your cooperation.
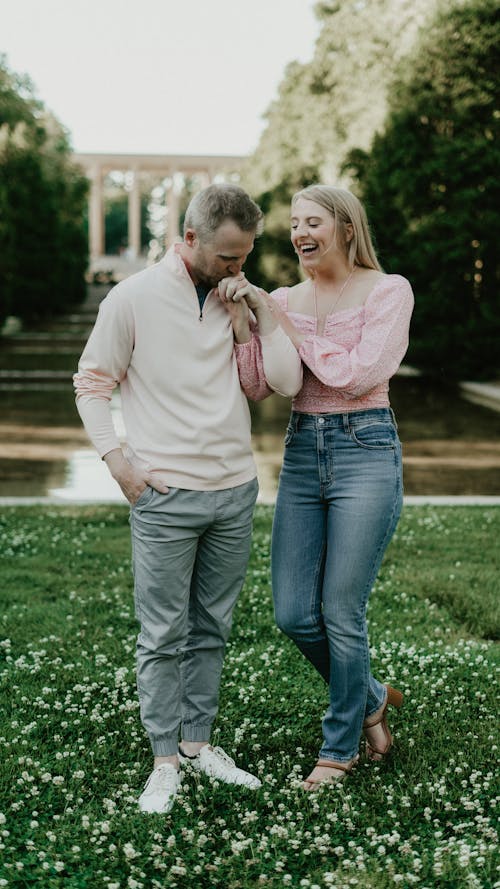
[236,274,414,413]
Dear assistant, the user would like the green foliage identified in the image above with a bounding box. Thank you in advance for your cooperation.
[244,171,319,290]
[244,0,442,200]
[0,504,498,886]
[0,56,88,326]
[345,0,500,379]
[104,189,152,255]
[243,0,499,382]
[243,0,448,291]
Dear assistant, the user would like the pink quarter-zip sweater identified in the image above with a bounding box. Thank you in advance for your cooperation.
[73,245,302,491]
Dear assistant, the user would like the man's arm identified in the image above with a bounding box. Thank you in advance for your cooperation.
[73,293,169,504]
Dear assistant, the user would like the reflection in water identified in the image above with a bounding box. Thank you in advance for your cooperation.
[1,376,500,500]
[50,449,126,502]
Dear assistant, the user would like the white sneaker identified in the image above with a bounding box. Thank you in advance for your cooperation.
[138,763,180,814]
[178,745,261,789]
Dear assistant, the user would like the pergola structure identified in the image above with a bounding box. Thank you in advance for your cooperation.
[73,152,245,261]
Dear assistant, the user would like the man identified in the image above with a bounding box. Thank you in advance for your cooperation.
[74,184,302,815]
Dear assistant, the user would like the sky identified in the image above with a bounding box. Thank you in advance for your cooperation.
[1,0,320,158]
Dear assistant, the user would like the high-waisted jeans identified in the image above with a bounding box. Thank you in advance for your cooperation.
[271,408,403,763]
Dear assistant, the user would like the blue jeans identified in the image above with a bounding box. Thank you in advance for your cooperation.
[271,409,403,763]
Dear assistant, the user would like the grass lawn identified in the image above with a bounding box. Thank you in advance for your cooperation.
[0,504,498,889]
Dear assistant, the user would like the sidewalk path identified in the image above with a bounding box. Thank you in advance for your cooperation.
[460,381,500,414]
[1,496,500,506]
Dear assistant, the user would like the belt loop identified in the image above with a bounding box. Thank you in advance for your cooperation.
[342,412,350,434]
[294,413,301,432]
[389,407,398,429]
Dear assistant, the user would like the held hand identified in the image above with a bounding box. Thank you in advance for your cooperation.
[218,275,267,311]
[217,277,251,343]
[103,449,169,505]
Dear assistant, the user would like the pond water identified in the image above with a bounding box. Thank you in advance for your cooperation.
[1,373,500,502]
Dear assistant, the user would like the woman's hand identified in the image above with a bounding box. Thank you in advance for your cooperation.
[218,274,304,346]
[218,275,264,310]
[218,275,252,343]
[219,275,279,336]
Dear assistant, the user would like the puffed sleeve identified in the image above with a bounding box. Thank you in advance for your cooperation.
[234,335,274,402]
[298,276,414,397]
[235,287,303,400]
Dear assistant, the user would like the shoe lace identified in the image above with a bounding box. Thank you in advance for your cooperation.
[146,764,178,794]
[210,746,236,768]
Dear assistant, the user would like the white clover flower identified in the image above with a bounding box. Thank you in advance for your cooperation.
[123,842,139,860]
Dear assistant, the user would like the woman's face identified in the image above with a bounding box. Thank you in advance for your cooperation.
[290,198,337,270]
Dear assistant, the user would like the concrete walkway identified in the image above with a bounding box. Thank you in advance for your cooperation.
[460,380,500,414]
[1,495,500,507]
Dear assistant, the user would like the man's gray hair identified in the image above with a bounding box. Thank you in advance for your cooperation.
[183,184,264,242]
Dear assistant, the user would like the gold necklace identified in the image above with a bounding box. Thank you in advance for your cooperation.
[312,266,356,324]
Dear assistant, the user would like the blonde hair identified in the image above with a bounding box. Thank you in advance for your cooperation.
[292,184,382,272]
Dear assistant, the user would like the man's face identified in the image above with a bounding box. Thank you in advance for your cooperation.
[185,220,255,288]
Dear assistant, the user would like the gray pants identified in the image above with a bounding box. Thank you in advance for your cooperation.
[130,478,259,756]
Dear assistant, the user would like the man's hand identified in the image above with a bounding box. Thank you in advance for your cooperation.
[218,275,265,311]
[217,275,252,343]
[103,449,169,505]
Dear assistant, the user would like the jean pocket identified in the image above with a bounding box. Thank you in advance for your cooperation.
[132,485,155,509]
[349,421,397,450]
[284,424,295,446]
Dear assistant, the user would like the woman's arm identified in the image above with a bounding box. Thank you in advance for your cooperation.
[219,277,303,398]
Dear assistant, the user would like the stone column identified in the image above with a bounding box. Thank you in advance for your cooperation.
[166,178,181,247]
[198,169,211,189]
[89,164,104,259]
[128,169,141,258]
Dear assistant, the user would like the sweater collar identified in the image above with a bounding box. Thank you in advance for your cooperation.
[163,242,192,281]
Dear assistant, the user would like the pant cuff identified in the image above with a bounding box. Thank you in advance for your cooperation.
[318,749,359,764]
[149,733,179,756]
[181,722,213,742]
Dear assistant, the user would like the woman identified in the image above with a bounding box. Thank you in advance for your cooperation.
[270,185,413,789]
[219,185,413,790]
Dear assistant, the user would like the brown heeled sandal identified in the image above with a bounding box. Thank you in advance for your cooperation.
[303,755,359,791]
[363,685,403,761]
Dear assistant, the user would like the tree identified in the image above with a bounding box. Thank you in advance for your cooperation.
[0,57,88,327]
[241,0,448,289]
[346,0,499,379]
[243,0,444,199]
[103,187,151,255]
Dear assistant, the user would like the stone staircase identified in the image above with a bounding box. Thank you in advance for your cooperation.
[0,284,107,388]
